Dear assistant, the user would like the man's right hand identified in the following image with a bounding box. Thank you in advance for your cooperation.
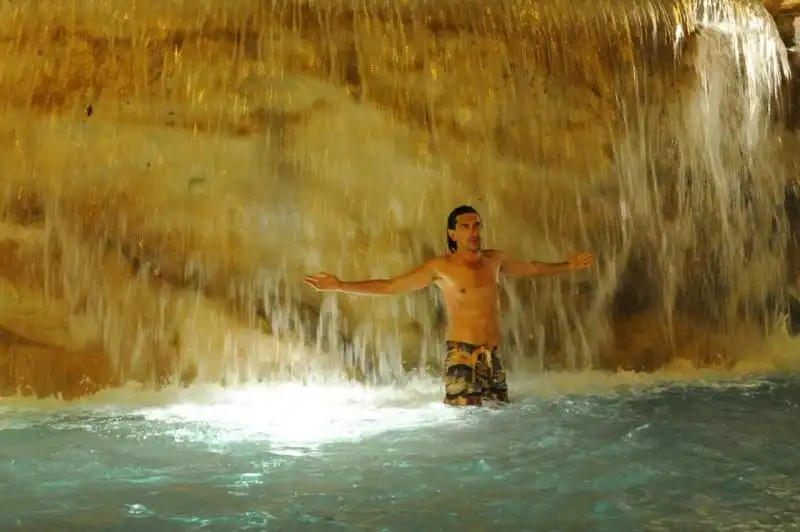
[304,272,342,291]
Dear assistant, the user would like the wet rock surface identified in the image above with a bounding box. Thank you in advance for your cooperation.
[0,0,799,397]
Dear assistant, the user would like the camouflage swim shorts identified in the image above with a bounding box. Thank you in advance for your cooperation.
[443,341,509,406]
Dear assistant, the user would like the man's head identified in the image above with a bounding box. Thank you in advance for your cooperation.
[446,205,482,253]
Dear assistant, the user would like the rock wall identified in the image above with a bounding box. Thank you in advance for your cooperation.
[0,0,798,397]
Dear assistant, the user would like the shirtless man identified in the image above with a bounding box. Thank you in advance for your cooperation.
[304,205,594,406]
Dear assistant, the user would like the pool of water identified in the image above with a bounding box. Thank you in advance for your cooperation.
[1,371,798,531]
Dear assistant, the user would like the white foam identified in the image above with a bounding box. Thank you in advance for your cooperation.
[140,380,463,450]
[0,367,789,448]
[2,327,799,449]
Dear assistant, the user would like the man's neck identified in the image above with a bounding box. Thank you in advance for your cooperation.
[453,249,482,263]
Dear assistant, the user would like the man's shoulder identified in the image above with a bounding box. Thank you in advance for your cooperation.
[482,249,507,261]
[424,255,449,269]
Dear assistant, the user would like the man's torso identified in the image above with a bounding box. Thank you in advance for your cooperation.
[432,250,503,346]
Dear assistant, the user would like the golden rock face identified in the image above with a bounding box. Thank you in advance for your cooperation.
[764,0,800,15]
[0,0,798,398]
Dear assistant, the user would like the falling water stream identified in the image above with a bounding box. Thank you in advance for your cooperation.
[0,0,795,387]
[1,0,799,529]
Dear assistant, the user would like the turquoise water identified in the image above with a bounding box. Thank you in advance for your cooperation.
[0,373,798,531]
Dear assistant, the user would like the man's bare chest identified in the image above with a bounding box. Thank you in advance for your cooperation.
[437,263,499,295]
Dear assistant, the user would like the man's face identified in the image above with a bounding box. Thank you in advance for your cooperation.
[449,213,482,252]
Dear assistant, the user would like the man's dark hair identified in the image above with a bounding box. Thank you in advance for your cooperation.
[446,205,480,253]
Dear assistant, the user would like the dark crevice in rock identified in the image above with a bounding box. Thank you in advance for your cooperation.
[0,326,36,347]
[789,295,800,336]
[0,189,45,226]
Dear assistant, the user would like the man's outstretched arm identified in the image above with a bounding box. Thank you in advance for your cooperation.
[304,259,439,295]
[499,251,594,278]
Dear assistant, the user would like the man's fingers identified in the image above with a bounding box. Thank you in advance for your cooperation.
[305,272,337,291]
[569,253,594,269]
